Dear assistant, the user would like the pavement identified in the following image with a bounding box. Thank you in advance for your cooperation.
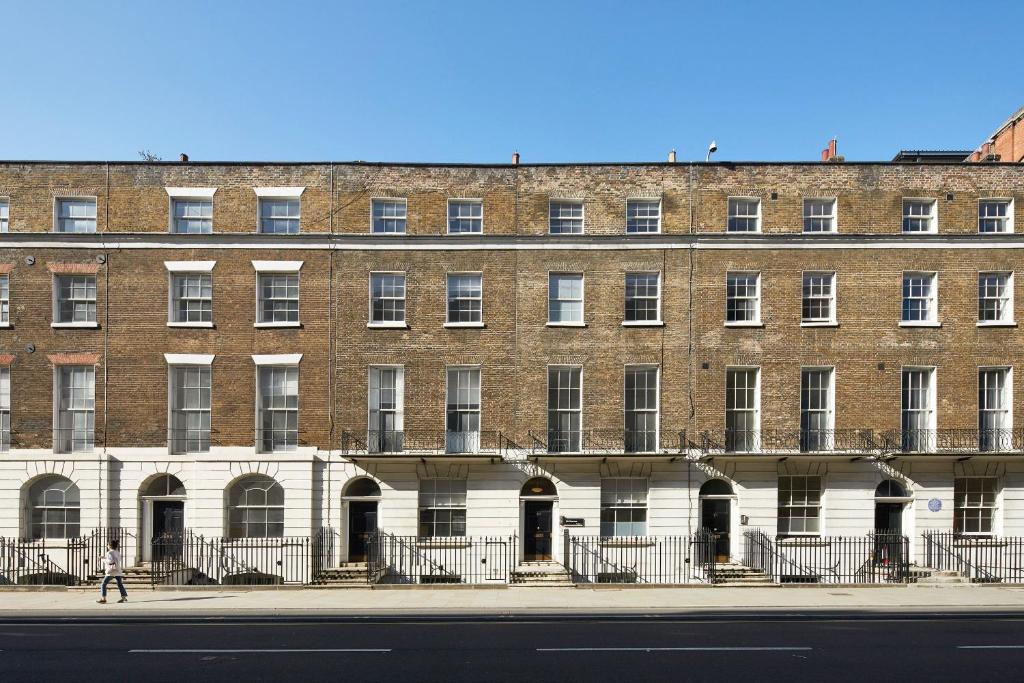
[4,584,1024,617]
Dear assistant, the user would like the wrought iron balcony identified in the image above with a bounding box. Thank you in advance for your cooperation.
[526,429,685,455]
[700,429,877,454]
[341,430,518,456]
[881,429,1024,454]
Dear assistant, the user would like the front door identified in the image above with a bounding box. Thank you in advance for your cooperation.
[701,499,731,563]
[152,500,184,562]
[523,501,553,561]
[874,502,903,534]
[348,501,378,562]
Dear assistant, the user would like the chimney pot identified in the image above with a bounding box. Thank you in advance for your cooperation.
[512,151,520,165]
[821,138,838,162]
[179,153,189,163]
[668,149,677,163]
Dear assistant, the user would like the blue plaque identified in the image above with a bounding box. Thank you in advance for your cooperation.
[928,498,942,512]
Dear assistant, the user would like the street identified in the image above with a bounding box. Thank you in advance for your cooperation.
[1,612,1022,682]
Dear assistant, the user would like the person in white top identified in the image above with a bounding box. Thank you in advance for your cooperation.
[97,539,128,604]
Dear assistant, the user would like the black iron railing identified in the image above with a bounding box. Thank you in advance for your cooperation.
[883,429,1024,454]
[342,430,521,456]
[741,529,909,583]
[528,429,686,455]
[702,429,877,454]
[0,537,78,585]
[564,531,716,584]
[922,530,1024,583]
[366,530,516,584]
[150,531,315,585]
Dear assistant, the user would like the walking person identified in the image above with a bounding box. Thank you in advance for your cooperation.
[97,539,128,604]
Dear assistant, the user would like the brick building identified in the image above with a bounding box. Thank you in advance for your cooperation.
[0,154,1022,584]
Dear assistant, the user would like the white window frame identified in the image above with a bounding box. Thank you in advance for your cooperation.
[623,272,663,326]
[253,356,301,454]
[902,198,937,234]
[624,365,660,453]
[978,271,1015,327]
[368,271,407,328]
[371,198,408,235]
[978,198,1014,234]
[0,198,9,232]
[254,187,303,235]
[165,188,216,234]
[253,261,303,328]
[901,366,936,452]
[547,365,582,453]
[979,367,1012,453]
[547,272,585,326]
[549,199,585,235]
[0,273,9,327]
[444,272,484,327]
[53,197,97,234]
[256,195,302,234]
[727,196,762,233]
[164,261,216,328]
[900,271,939,327]
[51,274,98,328]
[954,476,1000,536]
[725,271,761,327]
[447,199,483,234]
[368,365,405,453]
[600,478,649,537]
[625,198,662,234]
[777,475,823,537]
[802,197,837,233]
[801,271,837,326]
[0,367,10,451]
[445,366,481,454]
[53,365,95,454]
[418,478,468,538]
[800,367,835,452]
[167,360,213,455]
[725,367,761,452]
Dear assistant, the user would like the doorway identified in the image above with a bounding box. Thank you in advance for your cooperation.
[874,502,903,535]
[699,479,735,563]
[523,501,554,561]
[152,501,185,561]
[348,501,378,562]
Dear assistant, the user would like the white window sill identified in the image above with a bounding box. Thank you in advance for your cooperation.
[621,320,664,327]
[51,322,99,329]
[724,321,763,328]
[370,231,408,236]
[0,322,10,328]
[254,321,302,328]
[899,321,941,328]
[546,322,586,328]
[801,321,838,328]
[801,231,837,235]
[367,322,408,329]
[443,322,485,328]
[977,321,1017,328]
[167,321,214,329]
[902,230,938,235]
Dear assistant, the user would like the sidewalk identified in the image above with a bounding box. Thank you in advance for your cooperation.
[3,584,1024,617]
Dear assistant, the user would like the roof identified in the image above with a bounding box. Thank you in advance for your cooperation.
[890,150,971,163]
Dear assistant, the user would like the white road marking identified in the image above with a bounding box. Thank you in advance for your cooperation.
[129,648,391,653]
[536,651,806,655]
[957,645,1024,649]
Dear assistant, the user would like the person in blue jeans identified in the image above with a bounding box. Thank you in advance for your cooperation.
[97,539,127,604]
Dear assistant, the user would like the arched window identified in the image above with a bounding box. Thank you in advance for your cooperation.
[344,478,382,498]
[520,477,557,497]
[875,480,909,498]
[227,475,284,538]
[699,479,734,496]
[28,476,80,539]
[143,474,186,497]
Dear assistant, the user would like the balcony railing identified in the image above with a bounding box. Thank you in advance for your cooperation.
[700,429,877,454]
[341,430,519,456]
[528,429,685,455]
[882,429,1024,454]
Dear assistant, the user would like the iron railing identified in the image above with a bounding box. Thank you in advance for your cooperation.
[150,531,315,585]
[742,528,909,583]
[528,429,686,455]
[701,429,877,454]
[564,531,716,584]
[0,528,136,585]
[922,530,1024,583]
[342,430,522,456]
[366,530,516,584]
[883,429,1024,454]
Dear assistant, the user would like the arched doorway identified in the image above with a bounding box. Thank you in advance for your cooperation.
[699,479,735,563]
[343,478,381,562]
[874,480,911,534]
[520,477,557,561]
[140,474,187,562]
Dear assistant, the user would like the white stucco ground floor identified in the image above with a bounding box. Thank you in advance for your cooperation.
[2,449,1022,585]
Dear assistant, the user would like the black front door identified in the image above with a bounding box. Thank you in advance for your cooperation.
[701,499,730,563]
[348,501,378,562]
[152,501,184,562]
[874,502,903,534]
[524,501,553,561]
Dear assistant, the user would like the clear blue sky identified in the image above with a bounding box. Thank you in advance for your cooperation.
[2,0,1021,163]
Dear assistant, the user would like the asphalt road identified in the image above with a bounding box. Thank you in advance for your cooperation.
[1,612,1023,682]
